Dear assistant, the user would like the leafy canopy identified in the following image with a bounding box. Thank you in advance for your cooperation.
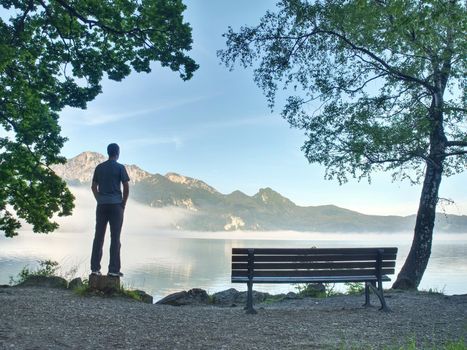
[219,0,466,184]
[0,0,198,237]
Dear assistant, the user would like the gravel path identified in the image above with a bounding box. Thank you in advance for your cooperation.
[0,286,466,349]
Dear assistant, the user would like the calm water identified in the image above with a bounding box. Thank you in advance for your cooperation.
[1,230,466,301]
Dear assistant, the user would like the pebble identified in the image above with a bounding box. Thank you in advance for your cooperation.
[0,287,466,349]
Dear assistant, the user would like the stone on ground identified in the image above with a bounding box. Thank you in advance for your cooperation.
[88,274,120,293]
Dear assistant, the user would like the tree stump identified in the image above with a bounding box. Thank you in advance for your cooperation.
[89,274,120,294]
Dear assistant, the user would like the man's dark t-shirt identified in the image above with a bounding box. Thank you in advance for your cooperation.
[92,160,130,205]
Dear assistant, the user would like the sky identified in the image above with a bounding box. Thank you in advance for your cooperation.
[58,0,467,217]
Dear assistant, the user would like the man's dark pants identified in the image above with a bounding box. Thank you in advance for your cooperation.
[91,203,124,273]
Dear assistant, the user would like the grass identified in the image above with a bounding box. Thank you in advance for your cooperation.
[383,337,466,350]
[10,260,147,303]
[72,278,145,302]
[119,286,144,302]
[207,293,216,304]
[73,279,91,296]
[337,337,466,350]
[262,294,286,304]
[420,286,447,295]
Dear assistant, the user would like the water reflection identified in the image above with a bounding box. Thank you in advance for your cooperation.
[1,231,466,299]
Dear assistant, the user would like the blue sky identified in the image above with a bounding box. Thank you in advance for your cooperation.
[59,0,467,216]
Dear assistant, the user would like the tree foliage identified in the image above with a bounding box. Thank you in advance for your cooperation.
[0,0,198,237]
[219,0,466,288]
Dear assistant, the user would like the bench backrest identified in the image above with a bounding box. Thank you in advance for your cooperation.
[232,247,398,279]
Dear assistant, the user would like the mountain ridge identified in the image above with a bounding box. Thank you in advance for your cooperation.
[52,152,467,233]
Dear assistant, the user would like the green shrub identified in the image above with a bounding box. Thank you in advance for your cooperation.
[345,282,364,295]
[295,283,341,298]
[9,260,59,285]
[295,283,326,298]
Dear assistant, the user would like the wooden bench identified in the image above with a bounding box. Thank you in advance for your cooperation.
[231,247,398,314]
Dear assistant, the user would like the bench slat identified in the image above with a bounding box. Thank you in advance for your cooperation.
[231,275,391,284]
[232,253,397,263]
[232,247,397,255]
[232,268,395,278]
[232,261,396,270]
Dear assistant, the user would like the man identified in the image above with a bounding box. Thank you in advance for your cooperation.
[90,143,130,277]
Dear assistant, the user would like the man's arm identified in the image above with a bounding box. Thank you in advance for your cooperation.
[122,181,129,209]
[91,181,99,201]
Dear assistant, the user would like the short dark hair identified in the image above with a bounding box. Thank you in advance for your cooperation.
[107,143,120,157]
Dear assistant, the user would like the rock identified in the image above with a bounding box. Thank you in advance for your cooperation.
[211,288,271,306]
[156,288,209,306]
[133,290,153,304]
[285,292,300,299]
[210,288,241,306]
[17,275,68,289]
[88,274,120,294]
[68,278,83,290]
[156,287,290,307]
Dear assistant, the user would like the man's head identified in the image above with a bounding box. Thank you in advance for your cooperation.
[107,143,120,159]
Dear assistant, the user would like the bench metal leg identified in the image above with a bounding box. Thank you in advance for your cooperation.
[368,281,391,312]
[245,281,257,314]
[363,282,372,307]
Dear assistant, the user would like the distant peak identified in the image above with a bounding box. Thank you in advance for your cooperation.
[165,172,218,194]
[52,151,106,183]
[165,172,181,178]
[257,187,279,194]
[71,151,106,161]
[254,187,294,206]
[230,190,247,195]
[227,190,249,198]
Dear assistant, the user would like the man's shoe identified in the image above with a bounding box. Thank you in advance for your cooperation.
[108,272,123,277]
[91,271,102,276]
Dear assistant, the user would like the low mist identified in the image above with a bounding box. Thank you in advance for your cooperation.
[54,186,194,234]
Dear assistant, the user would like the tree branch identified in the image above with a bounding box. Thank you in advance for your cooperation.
[317,29,436,92]
[341,73,388,94]
[364,153,423,165]
[445,106,467,113]
[444,150,467,157]
[16,1,35,34]
[446,141,467,148]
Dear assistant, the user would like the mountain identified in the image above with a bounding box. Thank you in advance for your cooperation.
[52,152,467,233]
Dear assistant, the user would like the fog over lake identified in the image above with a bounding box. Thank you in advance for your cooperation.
[1,188,466,301]
[1,230,466,301]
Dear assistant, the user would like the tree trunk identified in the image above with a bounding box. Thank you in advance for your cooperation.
[392,90,447,290]
[392,159,443,289]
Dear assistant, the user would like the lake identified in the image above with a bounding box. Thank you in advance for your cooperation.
[1,230,466,301]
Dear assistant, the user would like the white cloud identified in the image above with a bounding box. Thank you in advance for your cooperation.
[125,136,183,149]
[60,95,212,126]
[200,115,282,130]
